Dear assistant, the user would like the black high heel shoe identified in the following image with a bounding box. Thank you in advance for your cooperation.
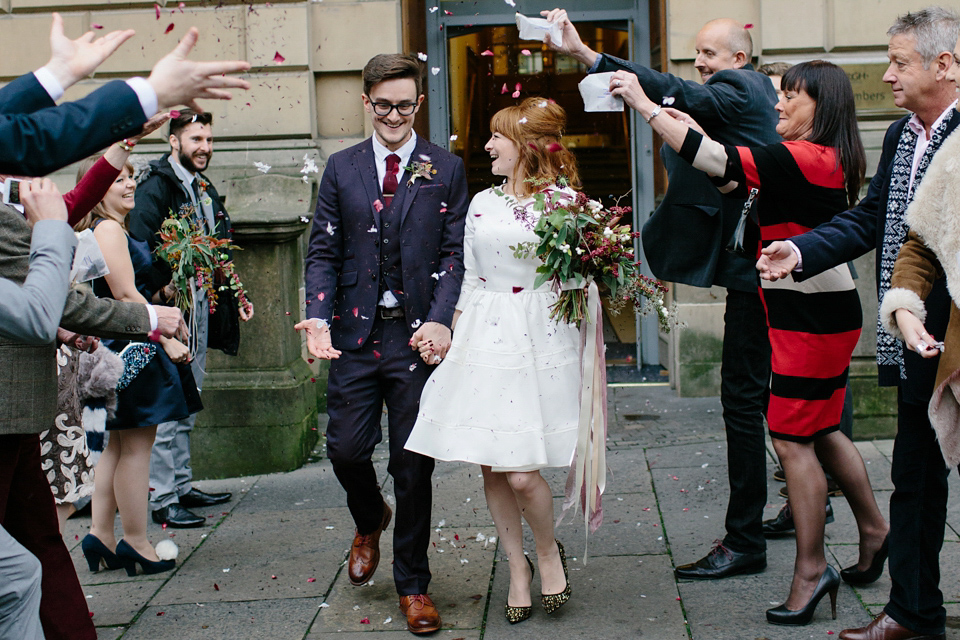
[766,565,840,626]
[81,534,124,572]
[504,555,535,624]
[541,539,571,614]
[840,536,889,585]
[115,540,175,576]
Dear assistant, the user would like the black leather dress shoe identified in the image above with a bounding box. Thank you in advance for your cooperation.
[763,499,835,537]
[675,542,766,579]
[152,504,205,528]
[179,488,232,508]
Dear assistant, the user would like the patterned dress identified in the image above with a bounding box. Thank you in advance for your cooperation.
[727,141,862,441]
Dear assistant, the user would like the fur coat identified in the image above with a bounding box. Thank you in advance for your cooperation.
[880,123,960,466]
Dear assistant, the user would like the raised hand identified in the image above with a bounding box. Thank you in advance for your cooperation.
[20,178,67,228]
[608,70,649,112]
[756,241,799,281]
[540,8,597,66]
[45,13,135,89]
[128,111,172,143]
[295,319,341,360]
[147,27,251,111]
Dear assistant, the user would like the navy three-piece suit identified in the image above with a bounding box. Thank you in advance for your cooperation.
[305,135,467,595]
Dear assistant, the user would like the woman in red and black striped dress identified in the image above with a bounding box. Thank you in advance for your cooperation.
[615,61,889,625]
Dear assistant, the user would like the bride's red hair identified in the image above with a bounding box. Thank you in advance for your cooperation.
[489,97,581,197]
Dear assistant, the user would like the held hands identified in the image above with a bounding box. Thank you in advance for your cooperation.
[896,309,943,358]
[20,178,67,228]
[147,27,251,111]
[756,241,799,281]
[45,13,135,90]
[56,328,99,352]
[411,321,452,365]
[295,319,341,360]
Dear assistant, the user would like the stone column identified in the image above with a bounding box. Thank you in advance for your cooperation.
[192,175,320,478]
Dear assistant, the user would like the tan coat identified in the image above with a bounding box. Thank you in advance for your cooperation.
[880,126,960,466]
[0,205,151,435]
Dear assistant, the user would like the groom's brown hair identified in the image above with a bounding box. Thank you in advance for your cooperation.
[362,54,424,97]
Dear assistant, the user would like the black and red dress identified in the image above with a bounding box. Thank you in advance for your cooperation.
[712,140,862,441]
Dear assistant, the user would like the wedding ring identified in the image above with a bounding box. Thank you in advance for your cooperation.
[615,79,621,87]
[433,355,442,364]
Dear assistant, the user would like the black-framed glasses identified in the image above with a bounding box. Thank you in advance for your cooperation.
[370,100,417,117]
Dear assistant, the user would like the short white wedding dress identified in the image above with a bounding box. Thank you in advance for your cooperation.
[405,187,581,472]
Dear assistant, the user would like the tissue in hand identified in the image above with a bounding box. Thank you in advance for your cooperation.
[515,13,563,48]
[578,73,624,112]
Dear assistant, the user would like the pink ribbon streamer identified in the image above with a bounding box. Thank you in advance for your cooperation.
[557,280,608,563]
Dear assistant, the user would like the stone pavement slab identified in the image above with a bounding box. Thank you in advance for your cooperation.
[63,383,960,639]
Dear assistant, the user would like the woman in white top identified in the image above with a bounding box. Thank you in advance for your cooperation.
[405,97,581,624]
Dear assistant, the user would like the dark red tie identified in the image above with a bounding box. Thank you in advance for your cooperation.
[383,153,400,206]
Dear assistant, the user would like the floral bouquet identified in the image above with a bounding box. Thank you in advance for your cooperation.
[155,203,250,317]
[508,181,674,331]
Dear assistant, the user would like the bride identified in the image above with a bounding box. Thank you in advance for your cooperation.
[405,97,581,625]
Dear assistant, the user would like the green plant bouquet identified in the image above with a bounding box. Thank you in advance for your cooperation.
[154,203,249,317]
[507,182,673,331]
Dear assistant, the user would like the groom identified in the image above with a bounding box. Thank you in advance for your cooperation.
[297,53,467,635]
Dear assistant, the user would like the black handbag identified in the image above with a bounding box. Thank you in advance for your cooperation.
[206,289,241,356]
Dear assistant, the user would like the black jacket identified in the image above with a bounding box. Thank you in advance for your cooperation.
[593,55,781,292]
[128,154,240,355]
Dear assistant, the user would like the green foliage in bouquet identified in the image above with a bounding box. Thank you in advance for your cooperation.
[506,180,673,330]
[154,203,249,316]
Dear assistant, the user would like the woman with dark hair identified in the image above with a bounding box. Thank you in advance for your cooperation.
[611,60,889,625]
[406,97,581,625]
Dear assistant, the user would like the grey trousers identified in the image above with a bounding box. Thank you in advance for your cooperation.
[149,302,208,511]
[0,525,43,640]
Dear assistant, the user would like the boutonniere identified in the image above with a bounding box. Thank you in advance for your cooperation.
[405,161,436,187]
[197,177,210,192]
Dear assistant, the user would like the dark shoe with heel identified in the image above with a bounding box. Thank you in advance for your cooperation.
[81,534,124,572]
[115,539,175,576]
[541,539,571,614]
[840,536,889,585]
[505,555,534,624]
[766,565,840,626]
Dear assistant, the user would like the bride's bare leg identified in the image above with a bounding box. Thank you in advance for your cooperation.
[505,470,565,595]
[482,466,532,607]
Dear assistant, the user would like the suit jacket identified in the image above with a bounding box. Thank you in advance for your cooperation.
[304,136,468,350]
[593,55,781,291]
[0,73,145,177]
[793,109,960,394]
[0,220,75,344]
[0,205,152,435]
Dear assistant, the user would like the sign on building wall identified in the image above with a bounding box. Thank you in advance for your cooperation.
[842,63,901,117]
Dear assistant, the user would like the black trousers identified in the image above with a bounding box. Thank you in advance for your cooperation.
[720,288,771,554]
[325,316,435,596]
[884,392,951,635]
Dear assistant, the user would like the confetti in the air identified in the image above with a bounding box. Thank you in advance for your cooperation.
[368,225,378,233]
[273,51,285,64]
[521,48,531,55]
[301,154,319,175]
[326,222,336,235]
[91,23,103,29]
[504,0,516,6]
[481,49,494,56]
[417,52,428,61]
[254,161,271,173]
[431,67,441,75]
[164,23,175,34]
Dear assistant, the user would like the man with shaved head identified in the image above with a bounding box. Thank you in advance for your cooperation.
[544,9,780,579]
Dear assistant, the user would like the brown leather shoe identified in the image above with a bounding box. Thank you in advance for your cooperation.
[839,612,945,640]
[399,594,442,634]
[347,501,392,586]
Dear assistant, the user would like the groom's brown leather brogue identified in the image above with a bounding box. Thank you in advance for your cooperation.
[399,594,442,634]
[347,501,392,586]
[839,613,945,640]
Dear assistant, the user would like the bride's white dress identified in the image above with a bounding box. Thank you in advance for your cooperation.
[405,187,580,472]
